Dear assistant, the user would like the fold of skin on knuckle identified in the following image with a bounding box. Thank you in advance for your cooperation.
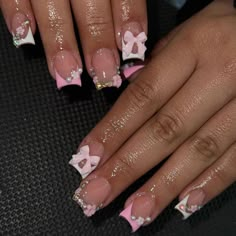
[126,79,159,113]
[149,113,184,145]
[189,135,220,163]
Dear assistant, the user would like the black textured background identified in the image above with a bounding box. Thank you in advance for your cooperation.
[0,1,235,235]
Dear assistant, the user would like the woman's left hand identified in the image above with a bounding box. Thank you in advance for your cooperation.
[69,0,236,231]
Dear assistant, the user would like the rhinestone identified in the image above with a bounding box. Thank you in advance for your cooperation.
[131,216,136,220]
[146,217,151,222]
[78,68,83,73]
[66,77,72,83]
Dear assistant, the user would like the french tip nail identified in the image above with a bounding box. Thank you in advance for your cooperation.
[122,22,147,61]
[13,26,35,48]
[120,203,141,232]
[175,190,205,220]
[123,65,145,79]
[73,177,111,217]
[91,48,122,89]
[55,69,82,90]
[69,145,100,179]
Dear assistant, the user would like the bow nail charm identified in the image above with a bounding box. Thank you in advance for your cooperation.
[122,31,147,61]
[69,145,100,179]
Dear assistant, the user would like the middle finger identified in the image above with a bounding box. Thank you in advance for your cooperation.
[71,0,121,90]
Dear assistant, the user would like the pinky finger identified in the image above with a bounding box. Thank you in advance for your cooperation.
[0,0,36,47]
[175,142,236,219]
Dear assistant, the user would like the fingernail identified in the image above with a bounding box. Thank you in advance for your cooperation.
[90,48,122,90]
[122,22,147,61]
[54,50,82,89]
[73,177,111,217]
[69,144,102,179]
[175,188,206,220]
[121,62,145,79]
[120,193,155,232]
[12,12,35,48]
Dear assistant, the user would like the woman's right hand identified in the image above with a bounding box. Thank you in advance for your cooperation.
[0,0,148,90]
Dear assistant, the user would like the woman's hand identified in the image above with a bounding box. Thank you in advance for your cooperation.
[69,0,236,232]
[0,0,147,90]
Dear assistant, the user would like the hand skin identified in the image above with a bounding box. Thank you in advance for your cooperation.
[0,0,147,90]
[70,0,236,231]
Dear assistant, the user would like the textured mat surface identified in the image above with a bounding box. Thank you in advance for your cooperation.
[0,1,235,235]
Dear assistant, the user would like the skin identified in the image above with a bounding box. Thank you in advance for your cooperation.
[79,0,236,225]
[0,0,147,80]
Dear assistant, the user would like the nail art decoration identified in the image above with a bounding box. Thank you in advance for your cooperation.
[69,145,100,179]
[175,195,202,220]
[56,67,82,89]
[92,68,122,90]
[122,31,147,61]
[73,177,110,217]
[120,203,151,232]
[12,20,35,48]
[73,181,101,217]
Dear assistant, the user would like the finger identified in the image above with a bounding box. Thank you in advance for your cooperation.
[71,67,235,220]
[177,142,236,219]
[70,0,121,90]
[0,0,36,47]
[122,23,184,80]
[111,0,147,61]
[118,99,236,231]
[31,0,82,89]
[70,34,197,178]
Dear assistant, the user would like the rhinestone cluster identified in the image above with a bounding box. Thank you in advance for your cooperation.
[65,68,83,83]
[13,20,29,47]
[73,180,102,217]
[131,216,151,226]
[91,67,121,90]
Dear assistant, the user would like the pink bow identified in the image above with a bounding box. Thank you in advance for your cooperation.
[69,145,100,179]
[123,31,147,57]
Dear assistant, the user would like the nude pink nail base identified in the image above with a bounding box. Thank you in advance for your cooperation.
[73,181,101,217]
[55,68,82,89]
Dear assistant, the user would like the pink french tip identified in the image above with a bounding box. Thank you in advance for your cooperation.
[123,65,144,79]
[119,203,140,232]
[55,71,82,90]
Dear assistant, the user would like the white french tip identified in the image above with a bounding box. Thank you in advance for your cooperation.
[122,39,145,61]
[174,195,192,220]
[13,27,35,48]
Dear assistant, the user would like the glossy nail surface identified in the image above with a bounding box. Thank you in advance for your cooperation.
[69,145,100,179]
[91,48,122,90]
[54,50,82,89]
[12,12,35,48]
[175,189,205,219]
[120,193,155,232]
[122,22,147,61]
[73,177,111,217]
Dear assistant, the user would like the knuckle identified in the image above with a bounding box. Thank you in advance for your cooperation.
[126,80,158,111]
[87,16,111,36]
[190,135,220,162]
[150,113,183,144]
